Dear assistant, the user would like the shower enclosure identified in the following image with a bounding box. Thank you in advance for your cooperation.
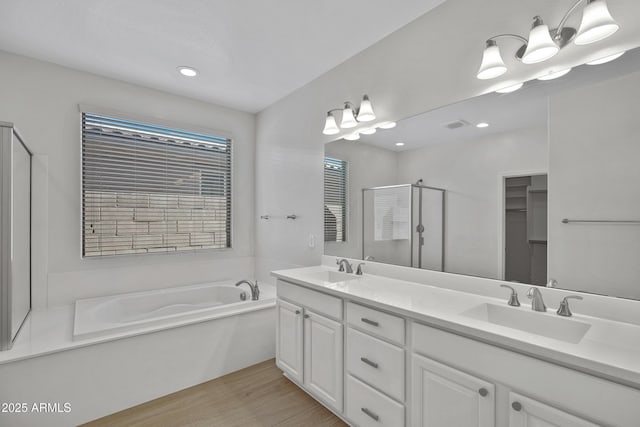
[0,122,32,351]
[362,183,445,270]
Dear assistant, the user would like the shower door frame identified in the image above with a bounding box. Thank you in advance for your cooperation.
[361,183,446,270]
[0,122,33,351]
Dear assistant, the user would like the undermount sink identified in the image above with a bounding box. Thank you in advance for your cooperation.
[461,303,591,344]
[307,270,359,283]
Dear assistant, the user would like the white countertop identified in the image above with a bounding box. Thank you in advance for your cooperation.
[272,265,640,389]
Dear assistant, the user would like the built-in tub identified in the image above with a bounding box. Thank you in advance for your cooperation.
[73,281,274,341]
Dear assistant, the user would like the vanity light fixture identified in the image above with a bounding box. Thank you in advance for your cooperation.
[177,66,198,77]
[496,82,524,94]
[322,94,376,135]
[537,68,572,80]
[476,0,619,79]
[476,122,490,128]
[586,51,625,65]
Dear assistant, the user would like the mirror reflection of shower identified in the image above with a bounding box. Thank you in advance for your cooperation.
[362,181,445,270]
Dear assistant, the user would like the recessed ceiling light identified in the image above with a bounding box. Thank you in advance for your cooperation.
[537,68,572,81]
[476,122,489,128]
[360,127,377,135]
[395,142,405,147]
[586,51,625,65]
[344,133,360,141]
[379,121,397,129]
[496,82,524,94]
[177,66,198,77]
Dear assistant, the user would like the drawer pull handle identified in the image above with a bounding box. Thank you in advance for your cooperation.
[304,314,310,319]
[295,310,301,315]
[478,388,489,397]
[360,357,379,369]
[361,318,379,327]
[512,401,522,412]
[361,407,379,421]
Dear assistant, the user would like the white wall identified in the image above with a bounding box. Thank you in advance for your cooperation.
[548,70,640,299]
[0,51,256,308]
[254,0,640,283]
[324,140,398,261]
[397,127,547,279]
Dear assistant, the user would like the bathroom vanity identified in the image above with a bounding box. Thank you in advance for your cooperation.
[272,262,640,427]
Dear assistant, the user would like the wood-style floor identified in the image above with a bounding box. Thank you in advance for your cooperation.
[82,359,347,427]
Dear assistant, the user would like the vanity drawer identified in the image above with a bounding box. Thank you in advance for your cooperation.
[346,374,405,427]
[277,279,342,320]
[346,327,405,402]
[347,301,405,345]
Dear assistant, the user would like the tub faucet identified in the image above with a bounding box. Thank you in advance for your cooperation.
[527,287,546,312]
[336,258,353,273]
[235,280,260,300]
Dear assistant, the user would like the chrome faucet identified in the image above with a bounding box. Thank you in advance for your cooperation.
[336,258,354,273]
[356,263,365,275]
[527,287,546,312]
[235,280,260,300]
[557,295,583,317]
[500,284,520,307]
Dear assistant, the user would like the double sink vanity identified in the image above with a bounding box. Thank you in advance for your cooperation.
[272,259,640,427]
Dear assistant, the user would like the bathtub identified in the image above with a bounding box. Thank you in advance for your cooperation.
[73,280,275,341]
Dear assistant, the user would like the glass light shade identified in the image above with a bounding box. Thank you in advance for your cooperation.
[587,51,625,65]
[575,0,619,45]
[379,121,396,129]
[496,82,524,94]
[360,127,377,135]
[340,104,358,128]
[537,68,572,81]
[343,133,360,141]
[322,113,340,135]
[356,95,376,122]
[522,19,559,64]
[477,41,507,80]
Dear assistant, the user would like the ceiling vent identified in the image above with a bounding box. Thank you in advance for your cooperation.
[443,119,470,130]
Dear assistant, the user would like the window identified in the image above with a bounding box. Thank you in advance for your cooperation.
[324,157,347,242]
[81,112,232,257]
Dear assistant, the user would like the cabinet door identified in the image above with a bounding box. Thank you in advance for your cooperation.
[411,354,495,427]
[509,392,600,427]
[276,299,303,383]
[304,310,343,412]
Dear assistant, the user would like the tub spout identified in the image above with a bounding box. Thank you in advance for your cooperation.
[235,280,260,300]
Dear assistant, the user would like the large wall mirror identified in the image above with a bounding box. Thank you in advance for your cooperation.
[324,46,640,300]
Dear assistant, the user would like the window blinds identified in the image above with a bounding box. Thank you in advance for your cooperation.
[324,157,347,242]
[81,112,232,257]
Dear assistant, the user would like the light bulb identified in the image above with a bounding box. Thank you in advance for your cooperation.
[344,133,360,141]
[575,0,619,45]
[356,95,376,122]
[340,104,358,129]
[522,17,559,64]
[322,112,340,135]
[177,66,198,77]
[476,123,490,128]
[477,40,507,80]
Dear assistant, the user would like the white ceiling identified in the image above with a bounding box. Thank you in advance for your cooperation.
[356,46,640,152]
[0,0,447,113]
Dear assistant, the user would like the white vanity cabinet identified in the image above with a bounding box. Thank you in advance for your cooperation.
[411,353,495,427]
[276,280,344,413]
[274,273,640,427]
[275,299,303,382]
[508,392,599,427]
